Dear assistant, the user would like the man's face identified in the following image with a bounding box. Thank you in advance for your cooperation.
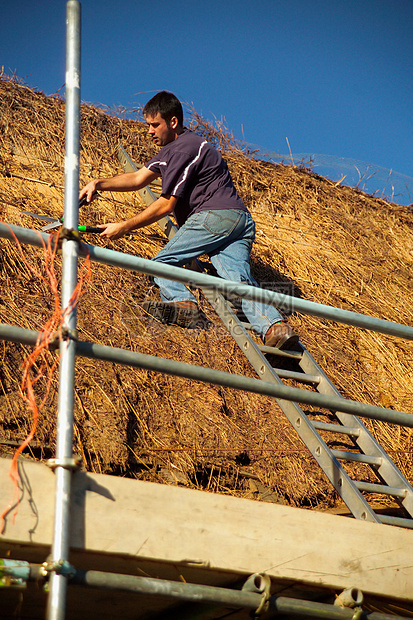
[145,113,177,147]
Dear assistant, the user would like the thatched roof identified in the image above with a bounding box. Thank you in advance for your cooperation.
[1,75,412,511]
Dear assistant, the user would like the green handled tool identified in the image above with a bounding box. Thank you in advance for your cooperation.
[41,220,102,233]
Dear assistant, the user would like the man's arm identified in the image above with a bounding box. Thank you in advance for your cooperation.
[79,166,158,203]
[97,194,178,240]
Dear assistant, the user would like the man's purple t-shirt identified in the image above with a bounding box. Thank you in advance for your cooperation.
[145,128,247,226]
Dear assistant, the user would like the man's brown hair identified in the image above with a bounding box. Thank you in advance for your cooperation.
[143,91,184,126]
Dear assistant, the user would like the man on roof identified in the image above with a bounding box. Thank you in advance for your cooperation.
[79,90,299,350]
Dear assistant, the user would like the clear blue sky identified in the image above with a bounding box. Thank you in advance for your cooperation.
[2,0,412,203]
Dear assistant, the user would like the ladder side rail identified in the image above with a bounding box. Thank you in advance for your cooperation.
[117,145,409,524]
[201,288,381,523]
[300,347,403,458]
[299,347,413,515]
[116,145,387,522]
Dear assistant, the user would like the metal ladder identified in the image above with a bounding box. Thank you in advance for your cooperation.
[118,145,413,528]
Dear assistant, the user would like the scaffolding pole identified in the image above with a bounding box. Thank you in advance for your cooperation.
[46,2,81,620]
[1,323,413,429]
[1,222,413,343]
[1,561,411,620]
[66,570,413,620]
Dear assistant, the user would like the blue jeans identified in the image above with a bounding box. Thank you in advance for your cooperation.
[152,209,283,336]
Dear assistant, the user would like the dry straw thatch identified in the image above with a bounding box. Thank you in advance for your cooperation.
[1,74,413,511]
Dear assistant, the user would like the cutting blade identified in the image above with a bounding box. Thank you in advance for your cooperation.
[20,211,60,224]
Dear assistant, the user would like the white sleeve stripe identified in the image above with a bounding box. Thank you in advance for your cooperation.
[146,160,167,170]
[172,141,208,195]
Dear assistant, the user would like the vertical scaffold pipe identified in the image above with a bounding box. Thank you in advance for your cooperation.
[47,2,81,620]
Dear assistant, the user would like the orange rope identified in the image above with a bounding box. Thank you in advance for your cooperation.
[0,227,91,533]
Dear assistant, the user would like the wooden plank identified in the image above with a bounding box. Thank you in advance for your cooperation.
[1,457,412,603]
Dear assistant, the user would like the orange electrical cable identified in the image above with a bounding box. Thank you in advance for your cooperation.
[0,226,91,533]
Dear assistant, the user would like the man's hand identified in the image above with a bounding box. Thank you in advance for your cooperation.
[79,180,99,204]
[97,222,130,240]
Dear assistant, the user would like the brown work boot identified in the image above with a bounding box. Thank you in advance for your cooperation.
[141,300,202,329]
[264,321,299,350]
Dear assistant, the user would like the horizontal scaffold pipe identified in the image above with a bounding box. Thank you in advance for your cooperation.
[2,323,413,428]
[4,563,410,620]
[1,222,413,341]
[71,569,409,620]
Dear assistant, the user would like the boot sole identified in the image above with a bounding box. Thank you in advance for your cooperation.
[265,332,300,350]
[141,301,201,329]
[276,333,300,350]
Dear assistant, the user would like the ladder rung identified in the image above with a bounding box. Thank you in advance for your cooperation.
[354,480,408,498]
[378,514,413,529]
[257,344,303,360]
[236,320,303,359]
[331,450,382,466]
[312,421,361,437]
[274,368,320,385]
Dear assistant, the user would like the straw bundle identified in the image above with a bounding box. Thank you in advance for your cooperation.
[1,74,412,511]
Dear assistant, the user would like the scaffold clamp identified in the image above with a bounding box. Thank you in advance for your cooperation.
[40,560,76,579]
[46,456,82,471]
[242,572,271,617]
